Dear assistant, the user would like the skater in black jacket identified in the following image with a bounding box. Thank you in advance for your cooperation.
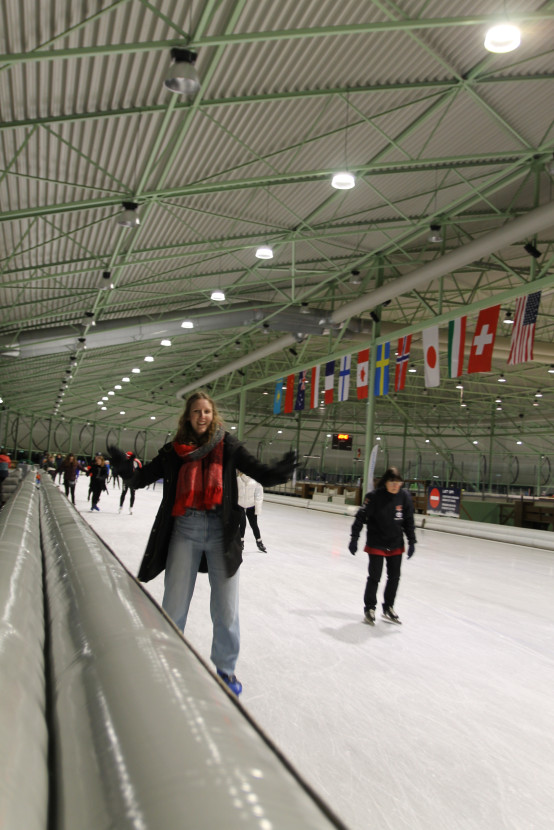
[349,467,416,626]
[109,389,296,697]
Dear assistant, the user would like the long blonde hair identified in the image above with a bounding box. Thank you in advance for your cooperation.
[174,390,224,445]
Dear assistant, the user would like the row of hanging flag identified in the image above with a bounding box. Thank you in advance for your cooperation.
[273,292,541,414]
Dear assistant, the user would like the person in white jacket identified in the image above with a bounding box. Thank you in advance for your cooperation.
[237,471,267,553]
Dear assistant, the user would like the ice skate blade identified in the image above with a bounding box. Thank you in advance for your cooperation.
[382,615,402,625]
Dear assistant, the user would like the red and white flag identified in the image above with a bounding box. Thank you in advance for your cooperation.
[310,365,320,408]
[356,349,369,399]
[394,335,412,392]
[467,305,500,373]
[284,373,295,413]
[448,316,466,378]
[422,327,440,387]
[507,292,541,365]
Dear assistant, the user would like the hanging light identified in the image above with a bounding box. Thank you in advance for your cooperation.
[428,223,442,243]
[349,269,361,285]
[498,373,506,382]
[535,389,543,398]
[503,310,514,325]
[160,339,172,347]
[211,289,226,301]
[548,365,554,374]
[331,171,355,190]
[408,364,417,373]
[164,48,200,96]
[255,244,273,260]
[181,320,194,329]
[484,23,521,53]
[101,270,114,289]
[118,202,140,228]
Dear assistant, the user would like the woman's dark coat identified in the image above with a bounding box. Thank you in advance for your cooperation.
[130,434,290,582]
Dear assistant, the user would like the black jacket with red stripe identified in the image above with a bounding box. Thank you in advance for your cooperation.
[351,486,416,553]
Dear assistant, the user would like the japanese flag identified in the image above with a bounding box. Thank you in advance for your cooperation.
[422,326,440,387]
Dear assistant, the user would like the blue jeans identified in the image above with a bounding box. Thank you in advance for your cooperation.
[163,510,240,675]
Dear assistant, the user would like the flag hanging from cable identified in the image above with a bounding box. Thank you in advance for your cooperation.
[394,335,412,392]
[374,343,390,397]
[273,377,283,414]
[295,370,306,410]
[310,365,320,409]
[507,292,541,365]
[357,349,369,399]
[448,316,466,378]
[467,305,500,373]
[338,355,351,401]
[284,374,295,413]
[422,326,440,387]
[324,361,335,404]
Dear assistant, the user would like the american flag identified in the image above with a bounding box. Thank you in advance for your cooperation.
[507,292,541,365]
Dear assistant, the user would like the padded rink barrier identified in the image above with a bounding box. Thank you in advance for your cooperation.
[0,477,49,830]
[39,476,349,830]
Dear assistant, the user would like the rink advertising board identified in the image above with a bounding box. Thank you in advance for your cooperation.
[427,486,461,517]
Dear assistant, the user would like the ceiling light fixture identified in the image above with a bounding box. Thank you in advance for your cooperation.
[160,339,172,347]
[132,368,141,374]
[118,202,140,228]
[524,242,542,259]
[535,389,543,398]
[408,364,417,373]
[498,373,506,382]
[181,320,194,329]
[349,269,361,285]
[255,244,273,260]
[484,23,521,53]
[428,223,442,243]
[211,289,225,301]
[331,171,355,190]
[144,355,154,362]
[548,365,554,374]
[164,47,200,96]
[503,310,514,324]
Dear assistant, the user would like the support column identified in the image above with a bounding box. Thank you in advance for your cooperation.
[238,390,246,441]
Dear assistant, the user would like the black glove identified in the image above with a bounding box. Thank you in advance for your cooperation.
[349,539,358,555]
[272,450,298,483]
[108,445,134,481]
[407,543,415,559]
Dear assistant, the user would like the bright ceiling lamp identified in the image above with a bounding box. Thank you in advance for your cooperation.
[331,171,355,190]
[160,339,172,346]
[164,48,200,96]
[144,355,154,362]
[181,320,194,329]
[255,244,273,259]
[211,289,226,301]
[118,202,140,228]
[484,23,521,53]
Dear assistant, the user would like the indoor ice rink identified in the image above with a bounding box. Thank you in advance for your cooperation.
[74,480,554,830]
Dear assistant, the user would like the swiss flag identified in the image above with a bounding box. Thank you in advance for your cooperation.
[467,306,500,374]
[357,349,369,399]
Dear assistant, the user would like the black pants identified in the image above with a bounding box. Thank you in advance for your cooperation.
[364,553,402,611]
[239,506,261,540]
[90,483,104,508]
[120,485,136,508]
[64,480,76,505]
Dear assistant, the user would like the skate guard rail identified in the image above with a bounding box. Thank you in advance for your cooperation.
[4,473,349,830]
[0,476,49,830]
[264,493,554,551]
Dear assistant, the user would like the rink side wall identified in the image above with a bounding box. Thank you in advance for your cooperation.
[1,473,350,830]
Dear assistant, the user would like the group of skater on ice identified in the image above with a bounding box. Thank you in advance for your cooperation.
[106,389,416,698]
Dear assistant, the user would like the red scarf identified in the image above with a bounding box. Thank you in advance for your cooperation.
[172,435,224,516]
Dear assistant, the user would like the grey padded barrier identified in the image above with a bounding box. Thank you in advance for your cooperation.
[39,475,349,830]
[0,476,49,830]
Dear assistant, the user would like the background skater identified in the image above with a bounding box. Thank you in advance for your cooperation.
[349,467,416,626]
[237,471,267,552]
[119,451,142,514]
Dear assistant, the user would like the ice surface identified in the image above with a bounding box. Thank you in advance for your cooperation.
[72,477,554,830]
